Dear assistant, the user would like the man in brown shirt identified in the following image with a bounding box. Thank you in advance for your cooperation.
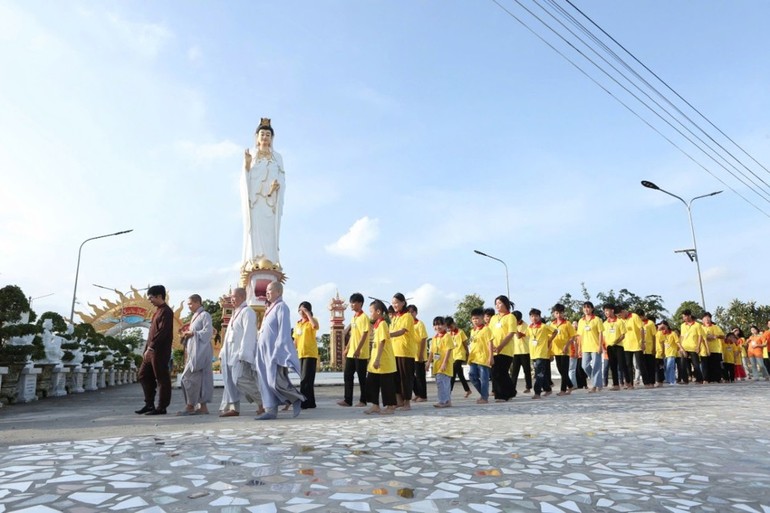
[135,285,174,415]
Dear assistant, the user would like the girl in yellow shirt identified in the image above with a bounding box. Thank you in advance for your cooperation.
[389,293,416,410]
[294,301,319,409]
[427,317,454,408]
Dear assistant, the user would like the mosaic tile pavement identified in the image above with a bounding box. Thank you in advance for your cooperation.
[1,381,769,513]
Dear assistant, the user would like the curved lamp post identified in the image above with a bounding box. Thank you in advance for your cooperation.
[473,250,510,299]
[69,230,133,324]
[641,181,721,310]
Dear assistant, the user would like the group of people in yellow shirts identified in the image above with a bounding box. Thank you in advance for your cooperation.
[293,293,770,415]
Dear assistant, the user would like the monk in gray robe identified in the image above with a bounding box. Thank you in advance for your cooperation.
[177,294,214,415]
[255,281,304,420]
[219,287,262,417]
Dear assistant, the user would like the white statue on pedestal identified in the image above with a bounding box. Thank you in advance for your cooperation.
[41,319,64,364]
[241,117,285,267]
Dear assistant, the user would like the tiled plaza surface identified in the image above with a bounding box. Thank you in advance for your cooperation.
[1,380,769,513]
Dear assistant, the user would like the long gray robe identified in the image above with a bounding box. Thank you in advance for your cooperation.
[219,304,259,411]
[180,307,214,406]
[255,297,303,409]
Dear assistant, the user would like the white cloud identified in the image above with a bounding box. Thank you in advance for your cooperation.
[175,140,242,162]
[187,45,202,63]
[325,217,379,259]
[105,12,173,58]
[406,283,458,314]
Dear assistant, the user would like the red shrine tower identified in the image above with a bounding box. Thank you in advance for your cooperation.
[328,293,347,371]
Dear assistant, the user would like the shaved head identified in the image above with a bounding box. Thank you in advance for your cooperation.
[233,287,247,304]
[267,281,283,296]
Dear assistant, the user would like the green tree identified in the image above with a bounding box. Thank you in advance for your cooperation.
[318,333,330,367]
[37,312,67,333]
[595,288,667,321]
[453,293,485,333]
[714,299,770,335]
[0,285,30,327]
[202,300,223,334]
[671,301,705,331]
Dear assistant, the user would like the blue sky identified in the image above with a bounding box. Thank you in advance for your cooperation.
[2,0,769,332]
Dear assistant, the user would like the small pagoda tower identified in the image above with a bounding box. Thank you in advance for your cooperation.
[328,292,348,370]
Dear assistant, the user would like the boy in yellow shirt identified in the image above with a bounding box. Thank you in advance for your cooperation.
[722,332,736,382]
[550,303,576,395]
[527,308,558,399]
[511,310,532,395]
[294,302,320,409]
[680,309,708,384]
[427,316,454,408]
[468,308,494,403]
[446,316,472,398]
[338,293,370,408]
[364,300,397,415]
[603,304,627,390]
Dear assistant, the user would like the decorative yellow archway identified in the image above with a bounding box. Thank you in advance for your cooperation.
[78,287,185,350]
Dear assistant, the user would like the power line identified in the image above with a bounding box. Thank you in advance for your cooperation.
[563,0,770,184]
[545,0,770,196]
[488,0,770,217]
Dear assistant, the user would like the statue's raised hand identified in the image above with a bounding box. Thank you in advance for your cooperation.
[244,149,252,170]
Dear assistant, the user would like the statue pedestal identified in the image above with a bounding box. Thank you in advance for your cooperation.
[17,365,42,403]
[97,368,107,389]
[67,365,85,393]
[0,367,7,408]
[50,364,69,397]
[129,364,137,383]
[117,370,126,385]
[84,366,99,391]
[107,369,116,387]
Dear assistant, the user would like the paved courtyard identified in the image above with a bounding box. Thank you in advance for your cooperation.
[0,380,768,513]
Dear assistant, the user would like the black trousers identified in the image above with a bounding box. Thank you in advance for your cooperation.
[492,354,515,400]
[395,356,415,401]
[300,357,317,409]
[413,359,427,399]
[342,357,368,405]
[555,355,572,392]
[707,353,722,383]
[723,362,735,382]
[510,354,532,391]
[576,358,588,388]
[623,350,643,385]
[606,345,626,386]
[450,360,470,392]
[686,352,704,383]
[366,372,397,406]
[138,350,172,410]
[655,358,665,383]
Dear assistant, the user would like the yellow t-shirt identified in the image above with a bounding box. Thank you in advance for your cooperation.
[622,313,644,351]
[468,325,493,367]
[654,329,665,358]
[680,321,705,353]
[293,318,318,359]
[391,312,416,358]
[489,313,517,357]
[431,332,455,376]
[662,331,680,358]
[723,343,735,364]
[413,320,429,362]
[527,323,555,360]
[703,324,725,354]
[577,315,604,353]
[451,329,469,362]
[643,320,657,355]
[513,321,529,355]
[347,311,371,359]
[603,318,626,347]
[549,319,576,355]
[764,332,769,359]
[368,319,396,374]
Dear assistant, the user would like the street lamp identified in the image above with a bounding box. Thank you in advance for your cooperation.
[69,230,133,324]
[641,180,722,310]
[473,250,510,299]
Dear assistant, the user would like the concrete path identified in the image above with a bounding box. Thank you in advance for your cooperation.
[0,380,768,513]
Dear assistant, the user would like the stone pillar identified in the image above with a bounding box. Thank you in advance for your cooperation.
[17,365,42,403]
[108,369,116,387]
[129,364,137,383]
[67,366,85,393]
[84,366,98,391]
[117,370,125,385]
[0,367,7,408]
[97,368,107,389]
[50,364,69,397]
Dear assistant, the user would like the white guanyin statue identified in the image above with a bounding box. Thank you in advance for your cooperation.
[41,318,64,363]
[240,117,285,268]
